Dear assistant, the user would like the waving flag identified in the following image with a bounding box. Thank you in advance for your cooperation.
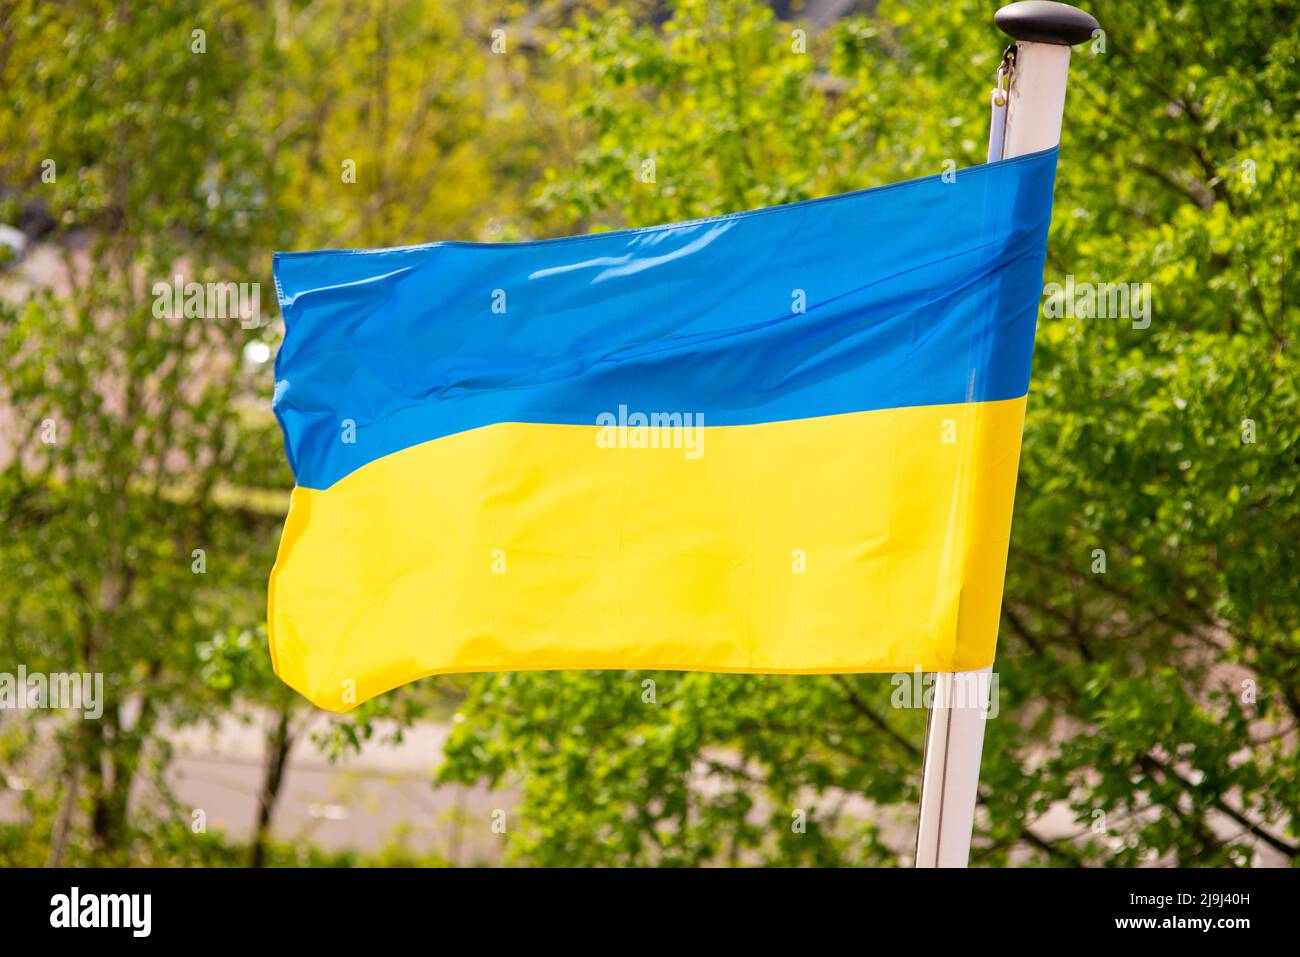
[268,147,1058,712]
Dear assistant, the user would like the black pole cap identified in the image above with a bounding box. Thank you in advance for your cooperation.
[995,1,1099,45]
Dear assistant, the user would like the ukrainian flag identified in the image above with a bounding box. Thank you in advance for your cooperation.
[269,147,1058,712]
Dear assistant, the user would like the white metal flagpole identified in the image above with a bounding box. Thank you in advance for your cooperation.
[914,1,1098,869]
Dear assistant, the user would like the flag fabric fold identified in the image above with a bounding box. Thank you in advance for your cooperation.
[269,147,1058,711]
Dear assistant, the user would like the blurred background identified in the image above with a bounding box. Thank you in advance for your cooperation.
[0,0,1296,867]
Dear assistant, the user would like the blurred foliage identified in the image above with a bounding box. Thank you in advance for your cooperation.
[1,0,1296,867]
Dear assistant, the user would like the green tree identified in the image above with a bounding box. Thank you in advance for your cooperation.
[0,0,293,864]
[438,0,1299,866]
[0,0,595,867]
[2,0,1294,869]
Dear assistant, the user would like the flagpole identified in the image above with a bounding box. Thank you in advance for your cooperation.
[914,0,1097,869]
